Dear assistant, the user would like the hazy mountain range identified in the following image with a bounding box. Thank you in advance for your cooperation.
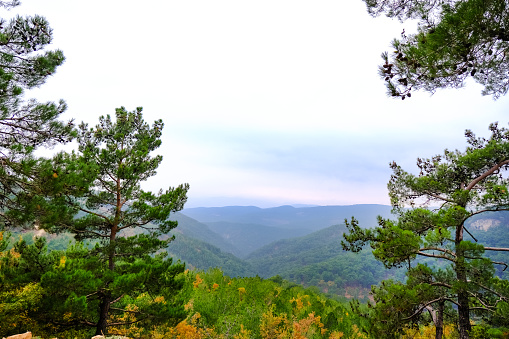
[162,204,509,298]
[22,204,509,299]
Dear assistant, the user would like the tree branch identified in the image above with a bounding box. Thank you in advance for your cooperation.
[109,294,124,305]
[466,160,509,191]
[403,297,444,321]
[484,247,509,252]
[422,190,455,203]
[417,249,456,262]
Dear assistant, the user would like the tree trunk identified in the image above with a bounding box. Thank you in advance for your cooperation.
[436,300,444,339]
[457,287,471,339]
[96,218,117,335]
[95,294,111,336]
[456,222,471,339]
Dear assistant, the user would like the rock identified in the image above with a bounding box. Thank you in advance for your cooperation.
[3,332,32,339]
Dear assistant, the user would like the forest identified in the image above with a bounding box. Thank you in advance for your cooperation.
[2,0,509,339]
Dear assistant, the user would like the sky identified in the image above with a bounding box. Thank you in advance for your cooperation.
[9,0,509,208]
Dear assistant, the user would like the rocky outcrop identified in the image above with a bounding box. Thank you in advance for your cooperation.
[3,332,32,339]
[470,218,501,231]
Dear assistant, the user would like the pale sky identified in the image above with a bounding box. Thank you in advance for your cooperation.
[10,1,509,207]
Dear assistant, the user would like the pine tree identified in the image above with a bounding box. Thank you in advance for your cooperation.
[0,1,73,226]
[342,122,509,339]
[363,0,509,99]
[35,107,189,335]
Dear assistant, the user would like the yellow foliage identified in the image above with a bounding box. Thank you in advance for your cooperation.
[260,308,290,339]
[291,312,324,339]
[290,295,311,313]
[154,296,166,304]
[401,323,459,338]
[234,324,251,339]
[172,320,206,339]
[155,312,218,339]
[238,287,246,300]
[109,303,142,337]
[260,309,328,339]
[193,274,204,288]
[351,324,367,338]
[58,256,66,268]
[184,299,194,311]
[329,331,344,339]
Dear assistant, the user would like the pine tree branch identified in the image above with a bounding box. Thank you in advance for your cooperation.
[430,282,453,289]
[417,251,456,262]
[105,318,148,327]
[67,226,109,239]
[490,261,508,271]
[469,281,508,300]
[109,294,124,305]
[78,206,110,224]
[402,297,445,321]
[109,307,143,314]
[422,190,455,203]
[466,160,509,191]
[484,247,509,252]
[469,306,495,312]
[421,246,457,257]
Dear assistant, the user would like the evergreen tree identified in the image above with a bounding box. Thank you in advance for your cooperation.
[363,0,509,99]
[342,122,509,339]
[0,1,73,226]
[35,107,189,335]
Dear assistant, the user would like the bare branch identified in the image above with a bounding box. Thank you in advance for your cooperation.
[484,247,509,252]
[403,297,444,321]
[109,294,124,305]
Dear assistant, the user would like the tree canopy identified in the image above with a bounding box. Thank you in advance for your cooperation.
[343,122,509,339]
[365,0,509,99]
[0,1,73,226]
[8,107,190,335]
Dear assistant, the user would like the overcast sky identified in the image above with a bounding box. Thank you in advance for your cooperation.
[10,0,509,208]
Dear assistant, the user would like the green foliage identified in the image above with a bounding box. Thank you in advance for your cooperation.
[247,223,404,298]
[179,268,368,338]
[0,237,186,338]
[363,0,509,99]
[15,107,191,335]
[342,123,509,338]
[0,2,74,228]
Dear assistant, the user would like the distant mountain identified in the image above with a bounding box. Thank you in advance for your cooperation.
[155,212,255,276]
[166,233,256,277]
[244,223,404,298]
[245,223,357,277]
[180,206,262,223]
[206,221,310,258]
[182,204,394,232]
[169,212,241,256]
